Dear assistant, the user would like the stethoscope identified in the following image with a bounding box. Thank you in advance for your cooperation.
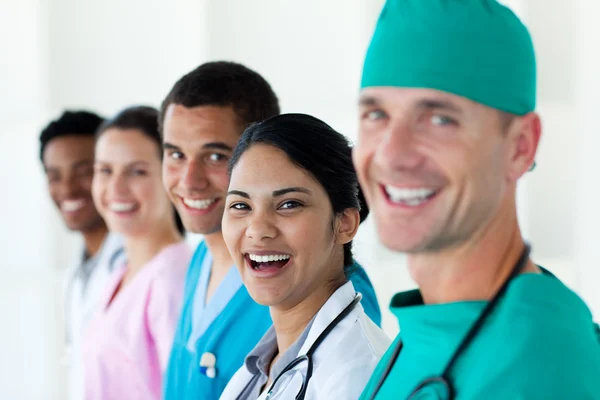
[368,243,532,400]
[237,292,363,400]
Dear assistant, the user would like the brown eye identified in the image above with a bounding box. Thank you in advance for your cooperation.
[230,202,250,211]
[279,201,302,210]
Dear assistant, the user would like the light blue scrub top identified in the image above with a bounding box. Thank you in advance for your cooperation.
[163,241,381,400]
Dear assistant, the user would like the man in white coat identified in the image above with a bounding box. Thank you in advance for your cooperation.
[39,110,124,400]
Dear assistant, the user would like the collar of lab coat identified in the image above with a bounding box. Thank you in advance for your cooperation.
[296,281,359,357]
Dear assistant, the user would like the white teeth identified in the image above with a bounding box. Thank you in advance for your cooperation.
[183,198,216,210]
[248,254,291,263]
[385,186,436,205]
[109,202,136,212]
[61,199,86,212]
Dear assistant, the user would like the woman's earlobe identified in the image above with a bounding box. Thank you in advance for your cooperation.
[335,209,361,245]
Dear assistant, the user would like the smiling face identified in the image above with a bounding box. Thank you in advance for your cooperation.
[354,87,527,253]
[92,128,174,237]
[43,135,105,232]
[222,144,357,309]
[162,104,242,235]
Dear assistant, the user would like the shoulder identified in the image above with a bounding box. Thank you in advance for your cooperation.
[313,308,390,382]
[147,242,193,299]
[310,352,386,398]
[152,242,193,277]
[479,274,600,396]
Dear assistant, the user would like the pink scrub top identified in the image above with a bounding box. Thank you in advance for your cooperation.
[83,241,192,400]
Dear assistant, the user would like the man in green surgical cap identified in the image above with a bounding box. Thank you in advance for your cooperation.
[354,0,600,399]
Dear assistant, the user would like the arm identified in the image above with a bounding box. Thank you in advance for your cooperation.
[146,272,186,371]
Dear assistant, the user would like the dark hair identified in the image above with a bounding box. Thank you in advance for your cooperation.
[229,113,369,270]
[97,106,185,235]
[39,110,104,161]
[159,61,280,134]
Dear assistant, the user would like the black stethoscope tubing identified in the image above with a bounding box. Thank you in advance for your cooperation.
[237,292,363,400]
[368,243,532,400]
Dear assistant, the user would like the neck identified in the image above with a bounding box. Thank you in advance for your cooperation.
[270,275,346,360]
[82,223,109,258]
[409,202,539,304]
[203,231,233,272]
[124,222,182,277]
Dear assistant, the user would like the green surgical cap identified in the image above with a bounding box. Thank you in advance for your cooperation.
[361,0,537,115]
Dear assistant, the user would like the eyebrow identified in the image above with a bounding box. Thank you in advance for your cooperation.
[162,142,233,153]
[203,142,233,152]
[273,187,311,197]
[44,160,92,173]
[416,99,462,114]
[358,95,380,107]
[162,142,180,151]
[226,187,312,198]
[73,160,93,169]
[93,160,150,168]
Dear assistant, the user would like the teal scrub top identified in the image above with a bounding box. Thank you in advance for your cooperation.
[164,241,382,399]
[360,270,600,399]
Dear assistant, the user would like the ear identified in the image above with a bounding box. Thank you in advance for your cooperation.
[507,112,542,181]
[334,208,361,245]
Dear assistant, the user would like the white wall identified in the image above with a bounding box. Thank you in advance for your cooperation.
[1,1,598,398]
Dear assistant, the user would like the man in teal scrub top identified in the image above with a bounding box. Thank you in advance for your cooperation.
[354,0,600,399]
[160,61,381,399]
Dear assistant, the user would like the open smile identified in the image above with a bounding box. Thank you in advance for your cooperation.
[244,252,292,277]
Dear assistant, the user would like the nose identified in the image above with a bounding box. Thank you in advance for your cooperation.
[181,159,209,191]
[58,173,81,198]
[375,119,425,171]
[107,173,130,197]
[245,210,278,241]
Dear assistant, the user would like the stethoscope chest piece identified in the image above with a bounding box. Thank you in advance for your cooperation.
[199,351,217,379]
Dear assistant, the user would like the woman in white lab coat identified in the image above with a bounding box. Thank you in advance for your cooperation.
[220,113,390,400]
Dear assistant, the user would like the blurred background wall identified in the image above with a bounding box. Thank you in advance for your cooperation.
[1,0,598,398]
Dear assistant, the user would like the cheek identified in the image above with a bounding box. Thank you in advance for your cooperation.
[163,164,181,188]
[91,179,105,212]
[48,184,60,200]
[79,176,93,191]
[281,215,331,257]
[209,168,232,192]
[353,136,376,180]
[222,215,244,256]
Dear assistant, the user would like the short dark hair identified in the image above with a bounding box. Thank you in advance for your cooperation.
[159,61,280,134]
[97,105,185,235]
[229,113,369,271]
[39,110,104,161]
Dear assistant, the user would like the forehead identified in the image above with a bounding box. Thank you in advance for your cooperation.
[162,104,243,150]
[230,145,322,192]
[43,135,95,167]
[95,128,160,163]
[360,87,487,114]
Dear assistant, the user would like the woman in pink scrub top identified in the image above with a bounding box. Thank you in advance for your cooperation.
[84,106,192,400]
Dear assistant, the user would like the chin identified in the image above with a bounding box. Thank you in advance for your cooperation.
[183,218,221,235]
[377,224,427,253]
[107,222,144,238]
[246,285,287,307]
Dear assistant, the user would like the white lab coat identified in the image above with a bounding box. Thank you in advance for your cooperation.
[220,281,391,400]
[62,233,124,400]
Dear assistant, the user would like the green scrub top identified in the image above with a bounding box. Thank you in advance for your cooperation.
[360,270,600,399]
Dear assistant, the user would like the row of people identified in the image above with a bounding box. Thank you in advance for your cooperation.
[38,0,600,399]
